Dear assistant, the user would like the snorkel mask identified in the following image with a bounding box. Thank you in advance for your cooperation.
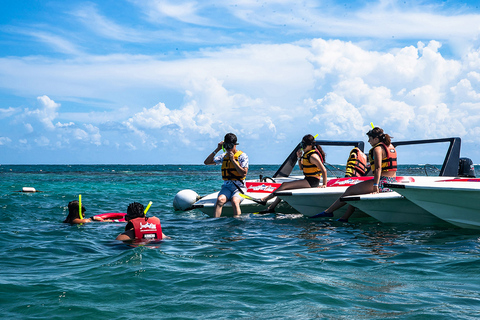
[223,142,236,150]
[301,140,315,150]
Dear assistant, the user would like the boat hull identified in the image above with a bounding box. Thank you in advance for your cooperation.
[192,178,302,218]
[341,192,449,225]
[389,180,480,229]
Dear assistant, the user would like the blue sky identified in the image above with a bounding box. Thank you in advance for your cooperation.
[1,0,480,165]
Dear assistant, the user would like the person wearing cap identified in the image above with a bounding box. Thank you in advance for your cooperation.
[204,133,249,218]
[310,127,397,221]
[116,202,168,241]
[257,134,327,214]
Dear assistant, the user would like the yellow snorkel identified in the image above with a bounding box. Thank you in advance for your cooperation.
[78,194,83,219]
[144,201,152,216]
[370,122,375,129]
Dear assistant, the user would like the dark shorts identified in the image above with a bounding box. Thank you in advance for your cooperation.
[305,177,320,187]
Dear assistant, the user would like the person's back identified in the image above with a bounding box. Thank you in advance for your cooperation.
[345,147,368,177]
[116,202,167,241]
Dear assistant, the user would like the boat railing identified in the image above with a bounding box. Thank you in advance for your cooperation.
[273,140,365,178]
[393,137,461,177]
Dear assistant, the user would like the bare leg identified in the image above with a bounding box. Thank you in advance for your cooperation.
[231,196,242,217]
[338,205,356,222]
[214,194,227,218]
[311,180,375,219]
[261,179,312,210]
[325,180,374,214]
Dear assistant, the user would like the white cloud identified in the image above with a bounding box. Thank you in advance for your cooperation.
[0,137,11,145]
[34,136,50,147]
[72,4,148,42]
[20,30,83,55]
[132,0,212,25]
[0,107,19,119]
[23,95,61,130]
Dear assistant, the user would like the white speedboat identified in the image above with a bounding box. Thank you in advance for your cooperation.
[340,177,453,225]
[275,176,415,219]
[173,140,365,217]
[387,178,480,229]
[276,137,467,222]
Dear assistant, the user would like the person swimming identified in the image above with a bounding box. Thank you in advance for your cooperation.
[116,202,168,241]
[63,200,116,224]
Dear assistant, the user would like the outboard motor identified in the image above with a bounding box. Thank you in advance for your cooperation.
[458,157,476,178]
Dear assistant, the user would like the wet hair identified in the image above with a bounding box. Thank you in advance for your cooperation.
[63,200,86,223]
[125,202,145,221]
[366,127,392,145]
[302,134,326,162]
[224,133,238,145]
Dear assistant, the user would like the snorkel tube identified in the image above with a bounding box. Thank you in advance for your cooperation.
[78,194,83,219]
[370,122,375,129]
[144,201,153,216]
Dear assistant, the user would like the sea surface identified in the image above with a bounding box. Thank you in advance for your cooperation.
[1,164,480,319]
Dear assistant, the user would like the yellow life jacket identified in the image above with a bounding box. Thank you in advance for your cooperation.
[302,149,322,178]
[345,147,368,177]
[221,151,245,181]
[368,143,397,172]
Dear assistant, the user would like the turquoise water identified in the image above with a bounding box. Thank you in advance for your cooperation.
[1,165,480,319]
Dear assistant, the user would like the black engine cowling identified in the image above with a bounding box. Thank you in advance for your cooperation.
[458,157,476,178]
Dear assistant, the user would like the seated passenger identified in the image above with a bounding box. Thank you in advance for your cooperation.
[311,127,397,222]
[258,134,327,214]
[116,202,168,241]
[345,147,369,177]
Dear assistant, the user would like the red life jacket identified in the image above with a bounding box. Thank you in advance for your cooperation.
[130,217,163,241]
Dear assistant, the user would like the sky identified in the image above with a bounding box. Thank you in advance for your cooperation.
[1,0,480,165]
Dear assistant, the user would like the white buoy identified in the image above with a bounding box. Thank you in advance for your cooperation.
[22,187,36,193]
[173,189,200,211]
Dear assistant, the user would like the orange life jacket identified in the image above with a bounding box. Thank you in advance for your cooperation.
[345,147,368,177]
[221,151,246,181]
[368,142,397,172]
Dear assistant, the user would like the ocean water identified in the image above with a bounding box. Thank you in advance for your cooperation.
[1,164,480,319]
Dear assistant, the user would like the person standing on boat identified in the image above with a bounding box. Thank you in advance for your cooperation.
[311,127,397,221]
[257,134,328,214]
[204,133,249,218]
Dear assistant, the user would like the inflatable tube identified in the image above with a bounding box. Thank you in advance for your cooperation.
[173,189,200,211]
[92,212,127,222]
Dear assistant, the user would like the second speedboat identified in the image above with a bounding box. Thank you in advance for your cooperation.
[386,177,480,229]
[276,137,469,224]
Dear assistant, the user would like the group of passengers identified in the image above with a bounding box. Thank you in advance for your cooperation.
[204,128,397,221]
[63,127,397,241]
